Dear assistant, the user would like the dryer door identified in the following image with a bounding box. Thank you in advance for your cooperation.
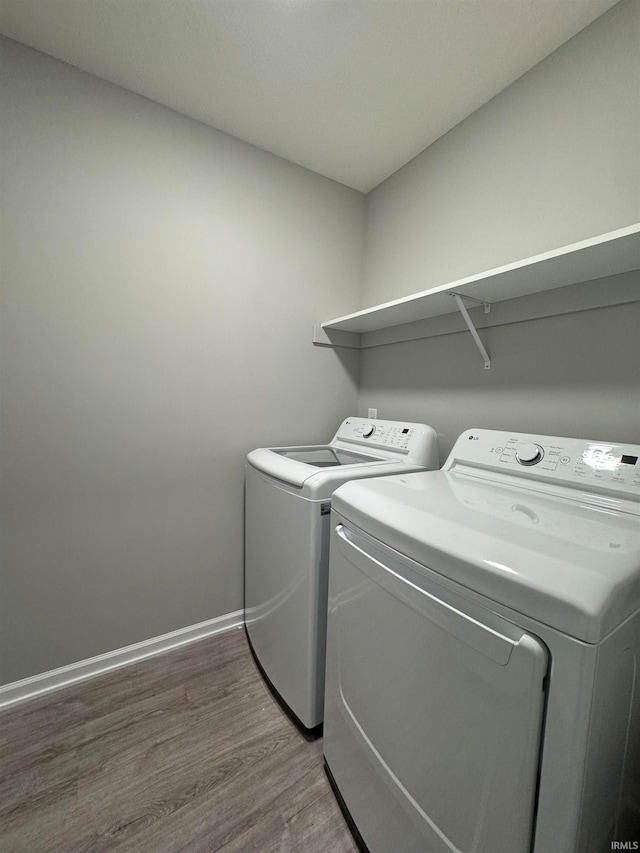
[324,522,549,853]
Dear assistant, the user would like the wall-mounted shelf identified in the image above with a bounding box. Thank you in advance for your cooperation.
[313,224,640,358]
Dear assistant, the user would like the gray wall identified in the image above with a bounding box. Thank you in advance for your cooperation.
[358,0,640,461]
[0,37,364,684]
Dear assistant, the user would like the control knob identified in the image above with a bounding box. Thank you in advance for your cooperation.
[515,443,544,466]
[362,424,376,438]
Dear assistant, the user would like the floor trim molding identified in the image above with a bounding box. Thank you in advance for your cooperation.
[0,610,245,709]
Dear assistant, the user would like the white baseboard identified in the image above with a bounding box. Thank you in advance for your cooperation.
[0,610,245,710]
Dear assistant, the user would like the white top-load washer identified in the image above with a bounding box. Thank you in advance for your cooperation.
[244,416,439,732]
[323,428,640,853]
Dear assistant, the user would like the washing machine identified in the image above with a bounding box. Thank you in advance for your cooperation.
[323,428,640,853]
[244,416,439,733]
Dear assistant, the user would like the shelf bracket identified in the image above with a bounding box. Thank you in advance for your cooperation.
[449,292,491,369]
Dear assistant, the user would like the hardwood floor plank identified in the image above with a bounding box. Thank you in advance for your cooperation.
[0,628,358,853]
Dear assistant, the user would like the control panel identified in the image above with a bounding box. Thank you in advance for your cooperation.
[333,418,439,468]
[447,429,640,498]
[342,419,416,451]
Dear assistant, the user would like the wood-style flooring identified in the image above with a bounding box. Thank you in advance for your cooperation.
[0,628,359,852]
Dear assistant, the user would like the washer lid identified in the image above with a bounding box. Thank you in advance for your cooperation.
[247,445,388,489]
[273,446,384,468]
[332,470,640,643]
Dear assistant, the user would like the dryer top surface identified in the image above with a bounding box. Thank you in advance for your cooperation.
[332,428,640,643]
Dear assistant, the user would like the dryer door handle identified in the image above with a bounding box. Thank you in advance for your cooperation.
[334,523,529,666]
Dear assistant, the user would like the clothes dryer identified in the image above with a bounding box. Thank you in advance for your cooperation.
[245,416,438,732]
[324,428,640,852]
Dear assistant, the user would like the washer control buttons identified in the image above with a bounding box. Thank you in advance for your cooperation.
[515,443,544,466]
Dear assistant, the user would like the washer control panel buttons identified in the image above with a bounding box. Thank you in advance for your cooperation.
[338,419,423,452]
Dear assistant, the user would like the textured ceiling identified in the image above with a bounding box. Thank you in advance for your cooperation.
[0,0,620,192]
